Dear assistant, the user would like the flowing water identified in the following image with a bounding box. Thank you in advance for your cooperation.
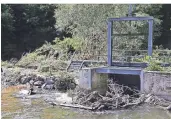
[1,86,171,119]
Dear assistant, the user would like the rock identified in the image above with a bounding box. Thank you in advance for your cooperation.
[41,83,54,90]
[18,89,33,95]
[41,83,46,89]
[45,79,54,85]
[45,84,55,90]
[34,80,44,86]
[20,76,32,84]
[37,76,45,82]
[29,79,34,85]
[68,83,76,90]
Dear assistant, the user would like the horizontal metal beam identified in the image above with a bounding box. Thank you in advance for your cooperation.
[95,67,142,75]
[112,33,148,36]
[108,17,153,22]
[112,62,148,68]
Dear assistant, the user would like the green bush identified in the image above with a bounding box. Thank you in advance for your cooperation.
[146,60,164,71]
[1,61,14,68]
[54,71,76,91]
[16,52,38,67]
[38,58,68,73]
[53,37,83,52]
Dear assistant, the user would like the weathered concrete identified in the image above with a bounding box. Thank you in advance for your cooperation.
[79,67,107,94]
[79,68,92,90]
[142,71,171,99]
[79,67,171,100]
[91,69,108,94]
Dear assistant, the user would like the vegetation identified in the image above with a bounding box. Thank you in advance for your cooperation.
[1,4,56,60]
[1,4,171,73]
[1,4,171,61]
[55,4,163,56]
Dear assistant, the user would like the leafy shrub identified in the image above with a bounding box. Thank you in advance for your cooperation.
[53,37,82,52]
[146,60,164,71]
[1,61,14,68]
[38,58,68,73]
[16,52,38,67]
[54,71,76,91]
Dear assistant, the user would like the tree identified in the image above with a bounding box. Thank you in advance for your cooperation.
[55,4,162,57]
[1,4,15,59]
[1,4,57,60]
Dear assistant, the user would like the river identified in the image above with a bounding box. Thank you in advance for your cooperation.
[1,86,171,119]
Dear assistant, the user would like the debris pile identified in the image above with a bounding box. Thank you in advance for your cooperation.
[70,80,171,111]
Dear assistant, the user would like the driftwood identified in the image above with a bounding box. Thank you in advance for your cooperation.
[71,80,171,111]
[59,104,93,110]
[45,79,171,112]
[158,104,171,111]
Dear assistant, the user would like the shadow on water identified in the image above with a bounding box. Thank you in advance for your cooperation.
[1,86,171,119]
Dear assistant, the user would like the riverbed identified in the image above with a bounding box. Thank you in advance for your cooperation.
[1,86,171,119]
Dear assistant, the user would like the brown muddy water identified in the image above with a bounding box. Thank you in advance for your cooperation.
[1,86,171,119]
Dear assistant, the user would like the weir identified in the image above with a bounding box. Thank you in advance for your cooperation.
[79,15,171,97]
[79,16,153,92]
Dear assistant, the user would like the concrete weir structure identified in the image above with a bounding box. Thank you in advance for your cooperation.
[79,67,171,98]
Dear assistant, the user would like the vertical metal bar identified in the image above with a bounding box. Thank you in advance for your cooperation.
[107,20,113,66]
[148,20,153,56]
[128,4,133,17]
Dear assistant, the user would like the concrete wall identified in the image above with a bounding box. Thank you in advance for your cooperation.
[79,68,171,100]
[79,67,107,94]
[79,68,92,90]
[142,71,171,99]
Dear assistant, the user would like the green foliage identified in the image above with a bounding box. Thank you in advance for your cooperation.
[54,71,76,91]
[164,67,171,72]
[55,4,162,56]
[1,4,56,60]
[1,4,16,59]
[132,48,171,72]
[1,4,14,33]
[1,61,14,68]
[53,37,83,52]
[38,59,68,73]
[146,60,164,71]
[16,52,38,67]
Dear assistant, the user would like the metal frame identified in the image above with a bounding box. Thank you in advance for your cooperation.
[107,17,154,66]
[96,67,142,75]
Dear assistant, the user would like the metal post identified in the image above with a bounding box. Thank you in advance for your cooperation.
[107,20,113,66]
[128,4,133,17]
[148,20,153,56]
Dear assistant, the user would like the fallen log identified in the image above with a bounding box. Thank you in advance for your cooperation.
[158,104,171,111]
[59,103,93,110]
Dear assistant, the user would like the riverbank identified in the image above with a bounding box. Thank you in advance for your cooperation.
[2,85,171,119]
[1,66,171,119]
